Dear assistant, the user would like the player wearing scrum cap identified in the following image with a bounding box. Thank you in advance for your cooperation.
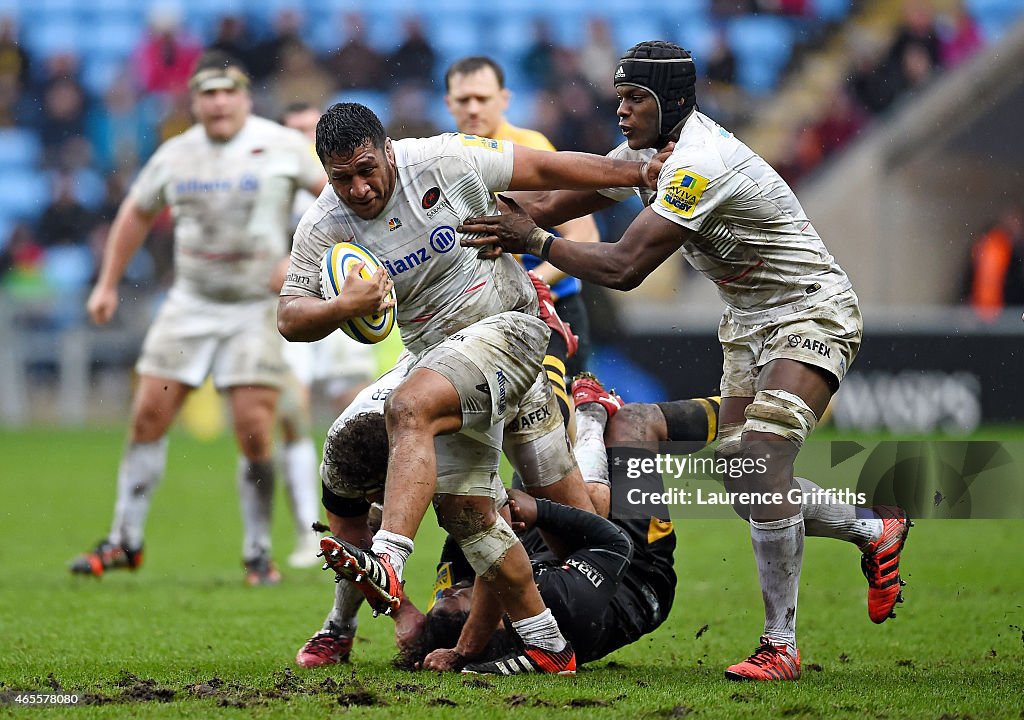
[459,41,911,681]
[69,51,327,586]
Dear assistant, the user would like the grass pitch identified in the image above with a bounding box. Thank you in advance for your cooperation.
[1,427,1023,718]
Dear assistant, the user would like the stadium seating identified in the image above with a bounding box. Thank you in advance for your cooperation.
[0,128,42,168]
[967,0,1024,41]
[0,171,49,221]
[726,15,795,95]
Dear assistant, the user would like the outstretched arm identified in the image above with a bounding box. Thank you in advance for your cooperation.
[507,144,660,193]
[461,203,691,291]
[504,189,619,229]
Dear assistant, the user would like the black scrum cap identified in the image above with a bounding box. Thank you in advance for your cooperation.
[614,41,697,145]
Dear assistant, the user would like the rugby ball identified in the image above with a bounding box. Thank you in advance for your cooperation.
[319,241,396,344]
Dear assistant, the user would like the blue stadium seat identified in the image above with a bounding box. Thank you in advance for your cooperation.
[34,0,83,18]
[0,128,42,168]
[504,88,537,128]
[726,15,794,94]
[64,168,106,210]
[0,171,50,221]
[23,19,79,58]
[966,0,1024,42]
[81,57,125,96]
[360,9,407,52]
[43,245,94,291]
[328,89,391,126]
[614,15,667,49]
[428,91,455,131]
[810,0,851,22]
[671,16,717,61]
[423,12,483,59]
[78,17,144,61]
[492,13,535,57]
[82,0,145,18]
[546,6,589,48]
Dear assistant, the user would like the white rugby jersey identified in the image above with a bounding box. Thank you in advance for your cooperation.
[284,133,537,357]
[649,112,851,317]
[130,115,324,303]
[597,142,657,206]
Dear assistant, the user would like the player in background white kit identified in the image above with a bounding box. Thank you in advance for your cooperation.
[460,41,911,681]
[69,52,327,585]
[276,102,375,568]
[279,103,664,674]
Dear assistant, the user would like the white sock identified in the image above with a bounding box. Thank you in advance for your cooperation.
[238,458,275,561]
[750,514,804,656]
[109,437,168,550]
[322,580,364,638]
[371,530,414,581]
[511,608,567,652]
[282,439,321,537]
[795,476,883,549]
[573,404,609,487]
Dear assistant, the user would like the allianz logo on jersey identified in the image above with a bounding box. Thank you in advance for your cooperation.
[380,226,458,276]
[175,173,259,194]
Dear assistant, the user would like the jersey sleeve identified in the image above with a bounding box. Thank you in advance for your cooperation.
[281,212,332,298]
[127,143,172,214]
[597,142,654,202]
[446,133,516,193]
[650,147,727,231]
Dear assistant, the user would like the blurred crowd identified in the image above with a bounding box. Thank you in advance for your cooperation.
[0,0,998,318]
[777,0,986,186]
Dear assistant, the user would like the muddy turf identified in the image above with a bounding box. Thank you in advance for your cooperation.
[1,428,1022,718]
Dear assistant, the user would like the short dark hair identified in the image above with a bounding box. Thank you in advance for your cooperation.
[393,608,517,671]
[444,56,505,92]
[316,103,386,163]
[322,411,389,497]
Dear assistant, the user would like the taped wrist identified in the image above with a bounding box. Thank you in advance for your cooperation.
[525,227,553,257]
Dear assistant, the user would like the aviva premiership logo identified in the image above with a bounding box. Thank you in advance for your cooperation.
[459,133,503,152]
[659,169,709,219]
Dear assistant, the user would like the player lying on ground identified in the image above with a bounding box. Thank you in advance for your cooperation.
[458,40,912,681]
[297,371,693,674]
[406,486,674,674]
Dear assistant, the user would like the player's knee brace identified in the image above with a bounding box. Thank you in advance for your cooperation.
[456,514,519,581]
[743,389,817,448]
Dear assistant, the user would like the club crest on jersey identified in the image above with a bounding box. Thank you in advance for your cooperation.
[388,217,402,231]
[659,169,709,218]
[421,186,441,209]
[429,226,457,254]
[459,134,503,152]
